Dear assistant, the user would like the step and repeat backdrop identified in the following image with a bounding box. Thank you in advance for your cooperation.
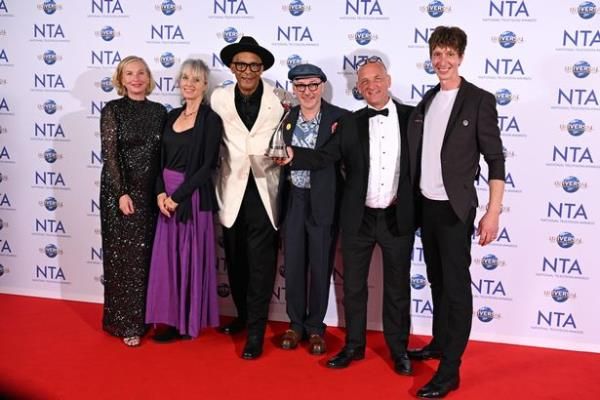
[0,0,598,352]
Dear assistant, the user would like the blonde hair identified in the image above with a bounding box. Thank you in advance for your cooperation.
[111,55,156,97]
[177,58,210,103]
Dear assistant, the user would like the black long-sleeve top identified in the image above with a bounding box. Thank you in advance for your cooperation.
[156,105,223,222]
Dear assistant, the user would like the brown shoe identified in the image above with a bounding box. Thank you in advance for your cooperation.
[280,329,300,350]
[308,334,326,355]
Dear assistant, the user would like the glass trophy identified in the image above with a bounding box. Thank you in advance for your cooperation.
[267,88,298,158]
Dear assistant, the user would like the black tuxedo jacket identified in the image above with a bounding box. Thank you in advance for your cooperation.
[292,100,416,235]
[279,100,349,226]
[407,78,505,223]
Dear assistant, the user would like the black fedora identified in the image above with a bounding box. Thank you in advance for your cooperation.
[220,36,275,71]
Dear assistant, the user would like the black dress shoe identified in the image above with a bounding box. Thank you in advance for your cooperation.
[152,326,181,343]
[417,376,460,398]
[393,353,412,376]
[407,345,443,361]
[326,346,365,369]
[241,336,263,360]
[218,317,246,335]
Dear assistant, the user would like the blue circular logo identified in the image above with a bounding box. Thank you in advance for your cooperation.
[557,232,575,249]
[43,0,57,15]
[498,31,517,48]
[223,27,239,43]
[567,119,586,136]
[551,286,570,303]
[287,54,302,69]
[495,88,512,106]
[44,99,57,114]
[161,0,177,16]
[572,60,591,78]
[44,148,57,163]
[352,86,363,100]
[423,59,435,74]
[44,196,58,211]
[477,306,495,323]
[100,77,113,92]
[160,52,175,68]
[427,0,445,17]
[43,50,57,65]
[355,28,373,46]
[45,244,58,258]
[217,283,230,297]
[101,26,115,42]
[0,264,4,277]
[577,1,597,19]
[289,0,305,16]
[562,176,581,193]
[410,274,427,290]
[481,254,499,270]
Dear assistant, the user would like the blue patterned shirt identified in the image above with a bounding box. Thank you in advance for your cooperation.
[291,112,321,188]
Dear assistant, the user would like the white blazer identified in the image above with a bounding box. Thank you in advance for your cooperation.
[211,81,284,229]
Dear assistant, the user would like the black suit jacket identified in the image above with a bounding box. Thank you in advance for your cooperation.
[407,78,505,224]
[292,100,415,235]
[279,100,350,226]
[156,105,223,221]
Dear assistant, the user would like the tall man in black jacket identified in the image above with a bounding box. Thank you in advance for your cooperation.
[275,58,415,375]
[407,26,505,398]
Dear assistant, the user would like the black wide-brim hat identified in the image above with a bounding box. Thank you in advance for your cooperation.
[220,36,275,71]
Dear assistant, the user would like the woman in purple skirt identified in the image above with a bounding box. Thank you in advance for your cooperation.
[146,59,222,341]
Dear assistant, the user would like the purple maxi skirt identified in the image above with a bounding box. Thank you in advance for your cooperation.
[145,168,219,337]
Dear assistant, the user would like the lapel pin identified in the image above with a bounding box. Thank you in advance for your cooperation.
[462,119,469,126]
[286,123,292,131]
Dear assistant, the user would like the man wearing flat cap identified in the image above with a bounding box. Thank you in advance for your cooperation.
[277,64,349,355]
[211,36,284,359]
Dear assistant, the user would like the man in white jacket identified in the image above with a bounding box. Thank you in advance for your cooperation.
[211,36,284,360]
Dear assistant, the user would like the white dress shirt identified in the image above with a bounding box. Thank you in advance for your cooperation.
[365,98,401,209]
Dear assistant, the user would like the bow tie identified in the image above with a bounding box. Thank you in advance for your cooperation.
[367,108,389,118]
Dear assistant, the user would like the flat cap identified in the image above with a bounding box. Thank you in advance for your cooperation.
[288,63,327,82]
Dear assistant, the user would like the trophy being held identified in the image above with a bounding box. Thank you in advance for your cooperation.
[267,87,297,158]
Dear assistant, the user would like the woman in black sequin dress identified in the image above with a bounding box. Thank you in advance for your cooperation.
[100,56,166,347]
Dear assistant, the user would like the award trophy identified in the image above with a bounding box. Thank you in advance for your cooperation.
[267,88,298,158]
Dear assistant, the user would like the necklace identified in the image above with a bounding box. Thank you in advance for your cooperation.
[182,108,198,117]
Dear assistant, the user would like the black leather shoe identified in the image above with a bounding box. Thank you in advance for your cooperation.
[417,376,460,398]
[326,346,365,369]
[218,317,246,335]
[152,326,181,343]
[393,353,413,376]
[407,345,442,361]
[241,336,263,360]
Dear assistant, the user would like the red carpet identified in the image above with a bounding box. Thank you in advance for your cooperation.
[1,294,598,399]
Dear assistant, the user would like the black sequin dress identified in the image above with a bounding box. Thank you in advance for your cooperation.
[100,96,166,337]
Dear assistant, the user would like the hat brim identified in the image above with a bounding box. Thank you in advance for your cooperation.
[220,43,275,71]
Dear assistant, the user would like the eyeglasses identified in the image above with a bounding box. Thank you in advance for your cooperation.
[293,82,322,92]
[357,56,386,70]
[232,62,263,72]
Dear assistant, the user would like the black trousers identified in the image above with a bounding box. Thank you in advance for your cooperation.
[341,206,413,358]
[420,197,476,379]
[283,187,335,337]
[222,175,278,337]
